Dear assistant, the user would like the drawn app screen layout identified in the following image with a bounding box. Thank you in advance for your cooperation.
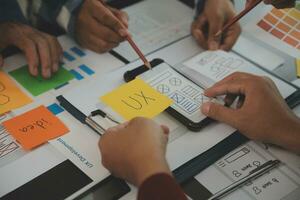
[138,63,209,123]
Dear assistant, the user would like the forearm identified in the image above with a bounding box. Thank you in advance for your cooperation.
[138,173,187,200]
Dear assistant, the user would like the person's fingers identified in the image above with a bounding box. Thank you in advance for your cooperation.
[201,101,238,125]
[43,34,62,73]
[16,37,39,76]
[207,14,223,50]
[237,95,245,108]
[204,81,246,98]
[87,15,124,43]
[191,15,208,49]
[91,1,129,37]
[160,125,170,135]
[30,33,52,78]
[81,33,118,53]
[110,7,129,28]
[224,93,238,106]
[220,23,241,51]
[211,72,250,88]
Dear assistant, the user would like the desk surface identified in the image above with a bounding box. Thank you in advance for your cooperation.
[78,1,300,200]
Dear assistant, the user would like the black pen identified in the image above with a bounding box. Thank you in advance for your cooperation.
[208,160,281,200]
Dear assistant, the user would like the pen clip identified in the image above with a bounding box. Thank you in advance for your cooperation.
[249,160,280,175]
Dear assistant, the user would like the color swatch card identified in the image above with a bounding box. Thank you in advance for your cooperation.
[0,71,32,114]
[2,105,69,150]
[9,65,74,96]
[257,7,300,49]
[101,78,173,120]
[296,59,300,77]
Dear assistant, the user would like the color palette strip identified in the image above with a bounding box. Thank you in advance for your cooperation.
[257,7,300,50]
[79,64,95,75]
[63,51,76,62]
[71,47,86,57]
[47,103,64,115]
[70,69,84,80]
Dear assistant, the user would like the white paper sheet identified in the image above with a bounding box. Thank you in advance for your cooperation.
[195,141,300,200]
[113,0,194,61]
[232,36,284,71]
[181,50,296,98]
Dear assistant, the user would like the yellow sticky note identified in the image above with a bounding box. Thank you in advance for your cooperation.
[101,78,173,120]
[0,71,32,114]
[296,59,300,78]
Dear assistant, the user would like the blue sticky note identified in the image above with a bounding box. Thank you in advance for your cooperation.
[71,47,86,57]
[63,51,76,62]
[79,64,95,75]
[70,69,84,80]
[48,103,64,115]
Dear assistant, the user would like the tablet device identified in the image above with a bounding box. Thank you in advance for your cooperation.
[124,59,218,131]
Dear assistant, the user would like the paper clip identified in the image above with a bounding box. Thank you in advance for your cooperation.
[85,109,121,136]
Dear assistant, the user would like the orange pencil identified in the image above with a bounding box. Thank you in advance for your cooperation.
[215,0,263,37]
[99,0,151,69]
[126,35,151,69]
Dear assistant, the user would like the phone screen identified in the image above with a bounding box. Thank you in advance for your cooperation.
[138,62,208,123]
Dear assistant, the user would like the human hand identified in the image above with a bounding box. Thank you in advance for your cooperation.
[76,0,129,53]
[246,0,296,9]
[0,22,62,78]
[99,117,171,186]
[191,0,241,51]
[201,72,300,153]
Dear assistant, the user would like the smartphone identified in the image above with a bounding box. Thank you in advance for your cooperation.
[124,59,215,131]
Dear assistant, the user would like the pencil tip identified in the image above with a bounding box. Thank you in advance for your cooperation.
[145,61,152,70]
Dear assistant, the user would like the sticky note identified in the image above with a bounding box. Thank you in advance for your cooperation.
[0,71,32,114]
[2,105,69,150]
[101,78,173,120]
[9,65,74,96]
[296,59,300,77]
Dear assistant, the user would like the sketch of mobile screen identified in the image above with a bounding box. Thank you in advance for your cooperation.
[123,59,215,131]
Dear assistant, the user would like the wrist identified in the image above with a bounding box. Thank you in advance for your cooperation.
[272,115,300,154]
[132,156,171,186]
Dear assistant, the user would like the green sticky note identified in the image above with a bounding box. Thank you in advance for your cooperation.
[9,66,74,96]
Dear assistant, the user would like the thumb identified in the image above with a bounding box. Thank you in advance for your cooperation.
[207,17,223,50]
[201,102,238,126]
[160,125,170,135]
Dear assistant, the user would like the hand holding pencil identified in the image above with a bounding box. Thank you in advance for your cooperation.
[75,0,151,69]
[191,0,241,51]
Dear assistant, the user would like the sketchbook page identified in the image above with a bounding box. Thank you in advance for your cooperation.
[113,0,194,62]
[195,140,300,200]
[179,50,296,98]
[63,59,236,171]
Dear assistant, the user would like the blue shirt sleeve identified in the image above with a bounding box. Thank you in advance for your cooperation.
[0,0,27,24]
[195,0,206,18]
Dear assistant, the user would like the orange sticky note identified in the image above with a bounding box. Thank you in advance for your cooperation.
[0,71,32,114]
[2,105,69,150]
